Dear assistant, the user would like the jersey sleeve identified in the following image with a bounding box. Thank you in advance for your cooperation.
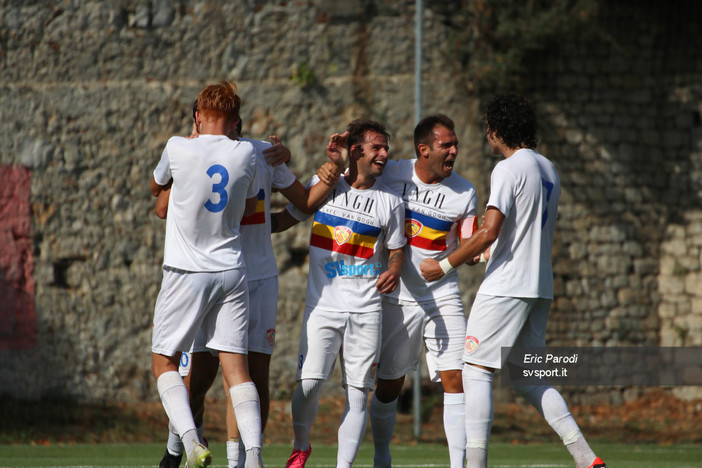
[383,195,407,250]
[272,163,297,190]
[153,144,172,186]
[486,164,515,217]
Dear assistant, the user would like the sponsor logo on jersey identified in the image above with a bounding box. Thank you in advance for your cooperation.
[465,336,479,353]
[310,211,381,259]
[405,209,452,251]
[266,328,276,346]
[334,226,352,245]
[406,219,423,237]
[324,260,383,278]
[241,188,266,225]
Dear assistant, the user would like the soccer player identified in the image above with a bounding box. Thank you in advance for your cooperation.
[149,81,261,468]
[282,119,407,468]
[369,114,479,468]
[157,103,343,468]
[420,94,606,468]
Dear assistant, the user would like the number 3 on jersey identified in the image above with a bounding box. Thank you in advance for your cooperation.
[205,164,229,213]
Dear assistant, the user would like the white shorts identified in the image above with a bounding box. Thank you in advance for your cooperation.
[296,306,381,389]
[247,276,278,355]
[152,266,249,356]
[462,294,551,369]
[377,295,466,382]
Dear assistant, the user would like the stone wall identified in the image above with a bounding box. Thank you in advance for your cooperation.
[0,0,700,404]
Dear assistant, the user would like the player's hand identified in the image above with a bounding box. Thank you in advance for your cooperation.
[420,258,444,282]
[376,269,401,294]
[317,161,341,186]
[326,131,349,169]
[264,135,292,166]
[188,121,199,139]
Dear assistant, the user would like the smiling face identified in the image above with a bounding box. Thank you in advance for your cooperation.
[353,130,390,178]
[417,124,458,183]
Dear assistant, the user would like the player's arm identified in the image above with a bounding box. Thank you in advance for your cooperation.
[421,206,504,282]
[270,209,301,233]
[376,247,404,294]
[278,132,347,214]
[155,187,170,219]
[150,176,171,197]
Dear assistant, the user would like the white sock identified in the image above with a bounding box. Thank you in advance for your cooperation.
[229,382,262,451]
[369,393,396,468]
[166,422,184,456]
[443,392,466,468]
[514,384,596,468]
[229,382,263,468]
[157,371,198,457]
[227,439,240,468]
[463,364,493,468]
[336,386,369,468]
[291,379,323,451]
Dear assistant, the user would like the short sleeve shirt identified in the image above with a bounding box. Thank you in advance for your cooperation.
[289,176,406,312]
[239,138,297,281]
[153,134,257,272]
[478,148,561,299]
[380,159,479,302]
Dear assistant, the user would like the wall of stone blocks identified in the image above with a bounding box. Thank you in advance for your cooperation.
[0,0,700,404]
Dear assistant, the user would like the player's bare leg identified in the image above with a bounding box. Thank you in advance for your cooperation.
[220,351,263,468]
[438,369,466,468]
[188,352,221,431]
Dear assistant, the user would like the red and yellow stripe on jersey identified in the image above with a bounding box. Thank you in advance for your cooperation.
[241,189,265,225]
[404,209,454,251]
[310,211,381,259]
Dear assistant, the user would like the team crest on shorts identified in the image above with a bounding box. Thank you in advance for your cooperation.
[405,219,423,238]
[465,336,479,353]
[266,328,276,346]
[371,362,378,379]
[334,226,352,245]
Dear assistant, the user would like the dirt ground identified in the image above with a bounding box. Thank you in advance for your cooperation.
[3,389,700,446]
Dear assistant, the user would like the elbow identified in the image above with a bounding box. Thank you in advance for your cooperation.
[298,205,316,216]
[154,206,167,219]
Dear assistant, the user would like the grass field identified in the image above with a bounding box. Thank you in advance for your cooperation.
[0,442,699,468]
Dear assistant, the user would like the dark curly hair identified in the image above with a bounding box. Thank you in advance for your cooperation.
[484,94,538,149]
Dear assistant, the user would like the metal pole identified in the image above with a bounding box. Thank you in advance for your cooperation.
[413,0,423,442]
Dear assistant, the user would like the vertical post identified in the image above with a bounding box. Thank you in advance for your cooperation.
[413,0,423,442]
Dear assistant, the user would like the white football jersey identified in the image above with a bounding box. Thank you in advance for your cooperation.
[239,138,297,281]
[381,159,478,302]
[479,148,560,299]
[289,175,406,312]
[153,134,257,272]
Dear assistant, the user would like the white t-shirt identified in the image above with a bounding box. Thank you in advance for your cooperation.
[478,148,560,299]
[289,176,406,312]
[381,159,478,302]
[239,138,297,281]
[153,134,257,272]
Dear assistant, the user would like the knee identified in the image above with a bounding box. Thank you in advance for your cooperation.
[439,370,463,393]
[374,377,404,403]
